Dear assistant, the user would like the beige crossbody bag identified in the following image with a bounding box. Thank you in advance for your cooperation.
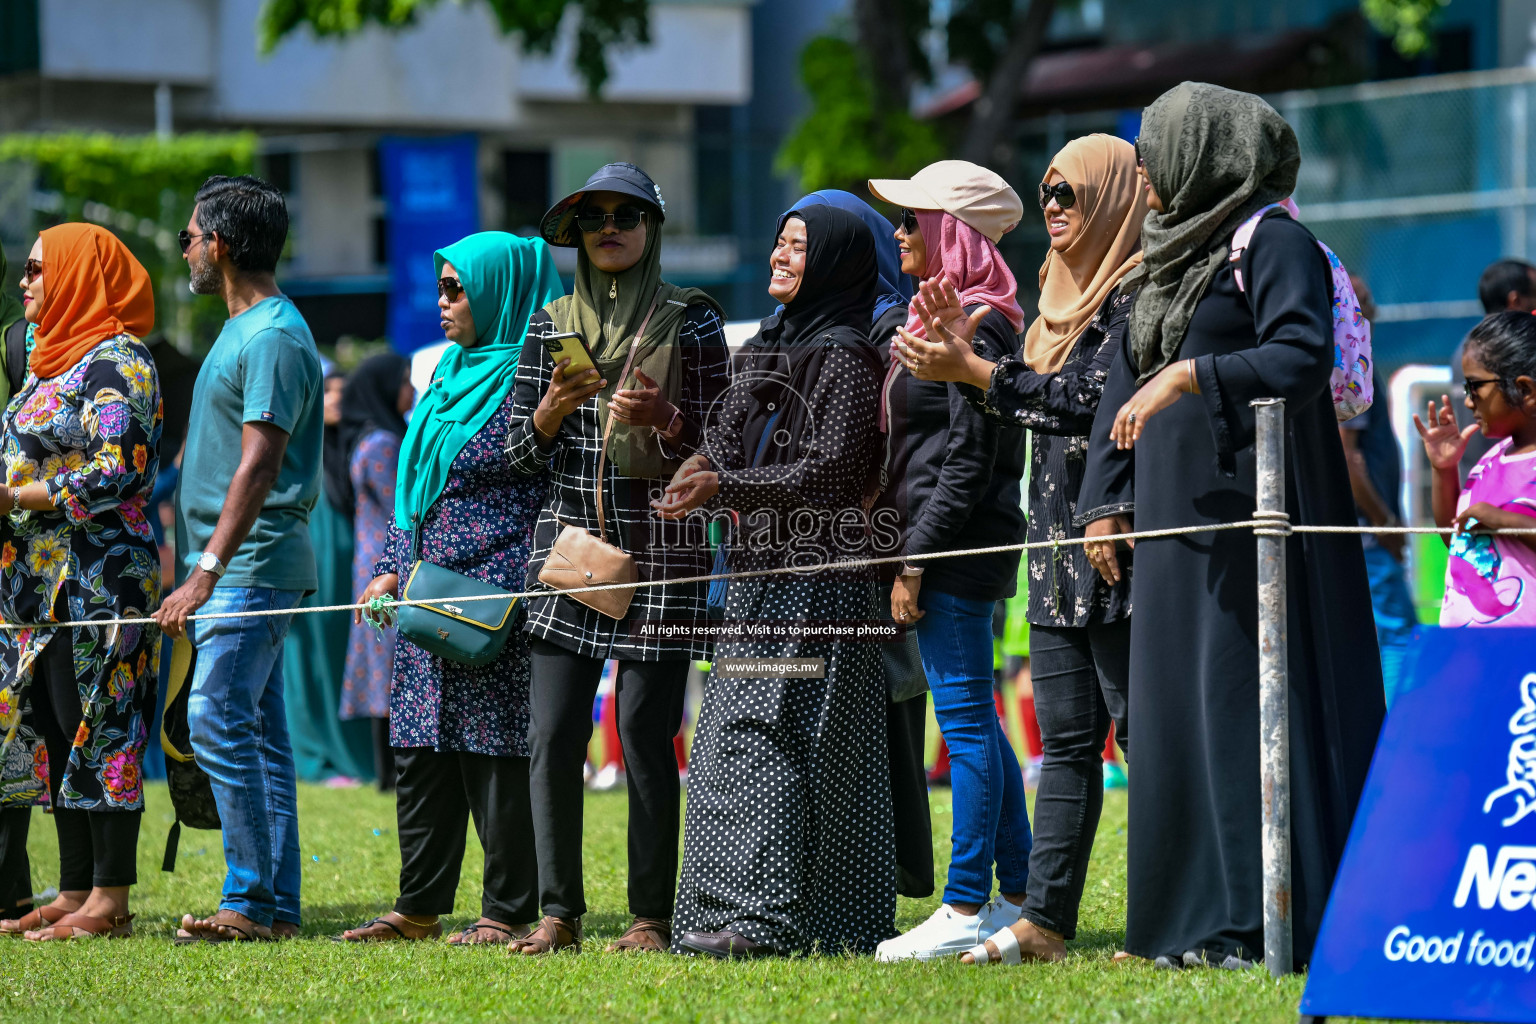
[537,291,663,620]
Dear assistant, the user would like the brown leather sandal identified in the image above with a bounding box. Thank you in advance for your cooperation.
[1,904,69,936]
[607,916,672,953]
[24,911,133,941]
[508,915,580,955]
[447,919,530,946]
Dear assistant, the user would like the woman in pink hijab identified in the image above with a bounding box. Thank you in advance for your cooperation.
[864,161,1032,963]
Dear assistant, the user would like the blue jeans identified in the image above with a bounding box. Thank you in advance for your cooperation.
[187,587,304,927]
[917,589,1032,906]
[1362,543,1417,709]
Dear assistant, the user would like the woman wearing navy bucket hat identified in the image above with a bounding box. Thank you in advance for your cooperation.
[505,162,730,955]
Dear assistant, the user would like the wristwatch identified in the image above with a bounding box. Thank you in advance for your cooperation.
[197,552,227,579]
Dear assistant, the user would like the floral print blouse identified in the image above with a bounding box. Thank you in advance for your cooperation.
[375,400,543,756]
[972,292,1133,629]
[0,334,162,809]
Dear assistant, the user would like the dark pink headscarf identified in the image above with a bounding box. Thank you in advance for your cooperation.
[902,209,1026,339]
[883,209,1025,429]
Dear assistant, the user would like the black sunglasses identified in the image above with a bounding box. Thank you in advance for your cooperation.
[177,229,213,253]
[1133,136,1145,169]
[900,208,920,234]
[21,258,42,283]
[1464,376,1503,400]
[438,276,464,302]
[575,206,646,233]
[1039,182,1077,210]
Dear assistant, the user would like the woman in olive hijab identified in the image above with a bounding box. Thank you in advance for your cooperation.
[506,163,730,955]
[1076,82,1384,970]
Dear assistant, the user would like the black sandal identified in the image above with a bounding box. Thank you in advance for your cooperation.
[447,920,528,946]
[338,913,443,943]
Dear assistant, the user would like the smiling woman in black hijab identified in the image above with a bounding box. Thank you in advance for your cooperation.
[655,205,892,958]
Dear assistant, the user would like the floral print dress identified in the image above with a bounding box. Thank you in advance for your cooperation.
[0,333,162,810]
[374,400,544,757]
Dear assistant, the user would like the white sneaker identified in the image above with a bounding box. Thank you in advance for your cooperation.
[876,897,1020,962]
[589,763,626,791]
[980,894,1022,934]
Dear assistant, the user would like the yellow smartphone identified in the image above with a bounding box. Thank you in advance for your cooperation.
[543,331,598,378]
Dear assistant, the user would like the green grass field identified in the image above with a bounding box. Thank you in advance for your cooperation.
[0,782,1343,1023]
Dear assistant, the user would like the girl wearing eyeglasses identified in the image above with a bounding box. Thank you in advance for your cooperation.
[505,162,730,956]
[1416,310,1536,627]
[890,135,1146,965]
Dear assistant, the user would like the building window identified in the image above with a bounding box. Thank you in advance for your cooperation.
[0,0,39,75]
[503,150,551,235]
[695,105,733,237]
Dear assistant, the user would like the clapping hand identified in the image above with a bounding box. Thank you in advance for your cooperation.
[892,277,994,387]
[1413,395,1478,470]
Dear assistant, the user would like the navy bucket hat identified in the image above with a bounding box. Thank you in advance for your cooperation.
[539,162,667,247]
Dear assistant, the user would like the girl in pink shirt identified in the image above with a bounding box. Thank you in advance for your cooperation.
[1416,311,1536,626]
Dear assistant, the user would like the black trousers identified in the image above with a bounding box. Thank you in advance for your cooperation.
[528,639,687,920]
[393,747,537,923]
[0,807,31,914]
[30,631,140,890]
[1021,618,1131,939]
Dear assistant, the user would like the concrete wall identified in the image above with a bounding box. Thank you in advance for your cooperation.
[39,0,215,84]
[519,3,752,104]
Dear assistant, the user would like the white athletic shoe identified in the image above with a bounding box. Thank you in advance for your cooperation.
[875,897,1021,962]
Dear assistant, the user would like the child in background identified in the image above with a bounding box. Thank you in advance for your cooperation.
[1416,310,1536,626]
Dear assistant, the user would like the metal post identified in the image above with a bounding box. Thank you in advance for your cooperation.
[1252,397,1292,978]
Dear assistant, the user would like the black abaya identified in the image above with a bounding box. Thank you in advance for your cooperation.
[1079,211,1385,966]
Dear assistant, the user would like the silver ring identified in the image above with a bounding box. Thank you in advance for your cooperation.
[1127,412,1137,423]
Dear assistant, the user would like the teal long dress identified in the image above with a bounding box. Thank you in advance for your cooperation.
[282,494,374,782]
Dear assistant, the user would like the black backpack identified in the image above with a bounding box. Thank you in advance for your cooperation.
[159,637,221,871]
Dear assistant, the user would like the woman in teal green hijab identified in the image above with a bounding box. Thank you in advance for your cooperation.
[345,232,563,946]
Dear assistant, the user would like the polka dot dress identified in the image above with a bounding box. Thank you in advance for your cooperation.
[669,340,896,955]
[671,575,896,955]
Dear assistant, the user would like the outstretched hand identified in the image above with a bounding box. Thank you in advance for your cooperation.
[1413,395,1478,470]
[652,454,718,519]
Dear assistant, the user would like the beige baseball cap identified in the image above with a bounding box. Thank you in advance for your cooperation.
[868,160,1023,243]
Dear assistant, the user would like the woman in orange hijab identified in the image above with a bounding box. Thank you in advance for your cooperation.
[0,223,164,941]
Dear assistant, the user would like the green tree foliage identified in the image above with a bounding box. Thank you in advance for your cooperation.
[776,36,944,194]
[0,133,257,222]
[0,133,259,350]
[259,0,649,95]
[1361,0,1452,57]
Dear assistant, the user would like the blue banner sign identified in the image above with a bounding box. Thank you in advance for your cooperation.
[1303,627,1536,1022]
[379,135,479,353]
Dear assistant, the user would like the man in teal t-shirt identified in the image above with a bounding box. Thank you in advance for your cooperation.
[155,176,322,944]
[174,295,322,591]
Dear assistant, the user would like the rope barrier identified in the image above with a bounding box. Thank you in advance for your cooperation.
[3,517,1534,632]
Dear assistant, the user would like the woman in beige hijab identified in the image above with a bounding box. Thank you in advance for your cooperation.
[893,133,1146,964]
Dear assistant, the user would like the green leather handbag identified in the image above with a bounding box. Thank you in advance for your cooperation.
[394,520,520,668]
